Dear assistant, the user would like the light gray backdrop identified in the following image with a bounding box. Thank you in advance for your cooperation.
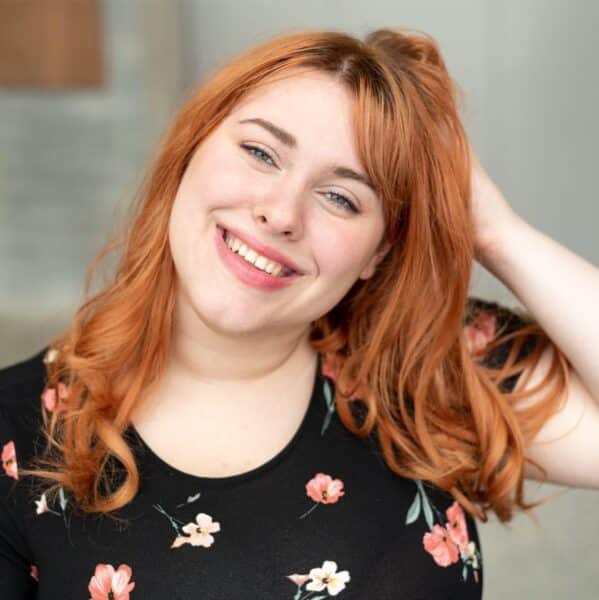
[1,1,597,598]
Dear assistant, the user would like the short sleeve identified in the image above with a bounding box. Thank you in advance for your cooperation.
[465,296,541,393]
[0,408,38,597]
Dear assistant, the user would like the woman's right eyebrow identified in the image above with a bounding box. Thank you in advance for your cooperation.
[237,117,297,149]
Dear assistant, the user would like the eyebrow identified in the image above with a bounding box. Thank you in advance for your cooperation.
[237,117,376,193]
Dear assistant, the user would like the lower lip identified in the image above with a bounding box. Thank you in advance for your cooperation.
[214,226,301,290]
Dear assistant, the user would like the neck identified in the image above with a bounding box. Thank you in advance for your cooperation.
[167,293,318,385]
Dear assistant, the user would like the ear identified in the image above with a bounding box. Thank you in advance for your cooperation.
[358,240,392,280]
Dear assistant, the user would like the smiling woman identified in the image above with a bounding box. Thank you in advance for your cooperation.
[0,26,575,599]
[166,67,390,341]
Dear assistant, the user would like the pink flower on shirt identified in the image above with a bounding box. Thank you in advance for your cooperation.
[88,563,135,600]
[321,356,338,381]
[464,310,497,355]
[286,573,311,586]
[41,382,70,413]
[445,501,469,550]
[423,524,460,567]
[407,481,481,581]
[306,472,345,504]
[300,472,346,519]
[1,440,18,480]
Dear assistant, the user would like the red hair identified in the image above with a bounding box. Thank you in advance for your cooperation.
[23,27,568,523]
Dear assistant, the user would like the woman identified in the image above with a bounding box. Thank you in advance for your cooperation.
[1,27,597,599]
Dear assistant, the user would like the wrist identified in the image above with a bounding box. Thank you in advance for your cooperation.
[475,212,529,276]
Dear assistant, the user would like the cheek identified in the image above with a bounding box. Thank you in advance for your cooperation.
[179,142,252,215]
[312,228,377,278]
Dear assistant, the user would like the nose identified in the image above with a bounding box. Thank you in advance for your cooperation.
[251,184,305,241]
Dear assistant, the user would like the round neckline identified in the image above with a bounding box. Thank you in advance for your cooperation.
[125,353,324,487]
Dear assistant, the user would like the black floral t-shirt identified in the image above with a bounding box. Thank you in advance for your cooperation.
[0,298,536,599]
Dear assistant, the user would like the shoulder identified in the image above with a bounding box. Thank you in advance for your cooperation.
[0,347,50,474]
[0,350,49,587]
[1,344,49,388]
[0,347,48,413]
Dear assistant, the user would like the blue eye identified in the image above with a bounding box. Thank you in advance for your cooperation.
[321,191,359,214]
[241,144,276,166]
[241,143,359,214]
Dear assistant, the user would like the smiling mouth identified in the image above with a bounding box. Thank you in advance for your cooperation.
[220,227,298,278]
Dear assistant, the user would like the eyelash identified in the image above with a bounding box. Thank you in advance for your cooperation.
[240,143,360,214]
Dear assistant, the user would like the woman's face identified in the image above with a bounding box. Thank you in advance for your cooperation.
[169,68,389,339]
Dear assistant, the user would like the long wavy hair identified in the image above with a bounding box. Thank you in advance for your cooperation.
[22,27,569,523]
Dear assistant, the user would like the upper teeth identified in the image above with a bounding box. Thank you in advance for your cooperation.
[224,231,288,276]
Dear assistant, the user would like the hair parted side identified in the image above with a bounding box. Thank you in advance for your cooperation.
[22,27,568,523]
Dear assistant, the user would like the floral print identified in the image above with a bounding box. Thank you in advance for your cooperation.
[446,501,469,549]
[423,524,460,566]
[1,439,18,479]
[34,486,71,531]
[287,560,351,598]
[30,564,39,581]
[88,563,135,600]
[320,356,338,381]
[406,480,481,583]
[40,382,70,413]
[171,512,221,548]
[152,492,221,550]
[300,472,345,518]
[306,473,345,505]
[41,346,71,413]
[320,366,337,435]
[464,309,497,357]
[319,354,366,435]
[43,347,59,364]
[34,490,66,517]
[35,492,51,515]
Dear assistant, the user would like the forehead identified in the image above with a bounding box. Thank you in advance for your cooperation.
[235,67,349,105]
[227,70,357,143]
[231,71,352,127]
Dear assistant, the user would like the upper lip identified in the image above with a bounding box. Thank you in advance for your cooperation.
[218,224,304,274]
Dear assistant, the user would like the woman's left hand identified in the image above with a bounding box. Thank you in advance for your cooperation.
[468,144,522,267]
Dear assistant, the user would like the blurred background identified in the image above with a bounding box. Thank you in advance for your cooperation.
[1,0,597,597]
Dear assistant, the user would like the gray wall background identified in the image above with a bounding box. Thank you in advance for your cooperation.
[1,1,597,597]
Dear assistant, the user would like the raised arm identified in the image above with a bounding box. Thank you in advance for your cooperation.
[468,147,599,489]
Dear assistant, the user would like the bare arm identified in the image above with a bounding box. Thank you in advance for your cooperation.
[479,215,599,489]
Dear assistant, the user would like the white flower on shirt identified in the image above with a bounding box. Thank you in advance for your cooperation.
[171,512,221,549]
[461,541,480,570]
[43,348,59,364]
[35,493,49,514]
[33,491,62,517]
[305,560,351,596]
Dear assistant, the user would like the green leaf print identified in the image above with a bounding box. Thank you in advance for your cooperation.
[405,491,421,524]
[320,379,336,436]
[58,487,67,511]
[416,480,434,530]
[421,492,434,531]
[176,491,202,508]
